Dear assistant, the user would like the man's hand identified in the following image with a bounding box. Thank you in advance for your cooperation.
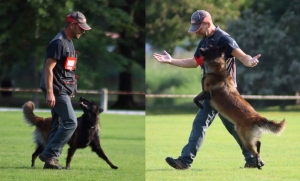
[153,50,172,63]
[249,54,260,67]
[46,92,56,108]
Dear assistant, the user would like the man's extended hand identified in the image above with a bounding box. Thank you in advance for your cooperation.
[153,50,172,63]
[249,54,260,67]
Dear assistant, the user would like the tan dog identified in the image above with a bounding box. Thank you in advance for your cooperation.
[194,46,286,169]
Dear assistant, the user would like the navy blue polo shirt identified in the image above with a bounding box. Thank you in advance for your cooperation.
[194,26,239,86]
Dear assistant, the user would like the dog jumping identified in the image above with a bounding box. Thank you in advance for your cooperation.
[22,97,118,170]
[194,46,286,169]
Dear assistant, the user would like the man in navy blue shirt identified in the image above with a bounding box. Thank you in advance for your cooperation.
[153,10,261,169]
[39,11,91,169]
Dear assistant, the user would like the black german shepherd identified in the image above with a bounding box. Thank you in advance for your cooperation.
[22,97,118,170]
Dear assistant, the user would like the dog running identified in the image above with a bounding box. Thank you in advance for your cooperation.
[193,46,286,169]
[22,97,118,170]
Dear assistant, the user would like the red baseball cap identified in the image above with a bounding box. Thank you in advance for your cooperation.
[66,11,91,31]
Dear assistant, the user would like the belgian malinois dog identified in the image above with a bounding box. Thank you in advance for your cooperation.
[194,46,286,169]
[22,97,118,170]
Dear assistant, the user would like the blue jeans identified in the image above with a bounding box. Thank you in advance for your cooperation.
[42,91,77,160]
[179,100,253,165]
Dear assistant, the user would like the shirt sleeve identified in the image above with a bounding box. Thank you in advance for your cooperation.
[218,36,239,58]
[46,39,63,61]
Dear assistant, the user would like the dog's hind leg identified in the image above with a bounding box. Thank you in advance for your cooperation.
[255,141,265,167]
[89,136,118,169]
[256,141,261,153]
[243,141,262,169]
[31,144,44,167]
[237,128,262,170]
[65,146,77,170]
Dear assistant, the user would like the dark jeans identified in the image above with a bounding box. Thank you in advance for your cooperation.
[179,99,253,165]
[42,91,77,160]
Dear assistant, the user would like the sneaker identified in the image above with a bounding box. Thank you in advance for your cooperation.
[244,158,265,168]
[39,154,62,170]
[165,157,190,170]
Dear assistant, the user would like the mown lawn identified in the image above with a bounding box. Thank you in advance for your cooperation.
[146,111,300,181]
[0,111,145,181]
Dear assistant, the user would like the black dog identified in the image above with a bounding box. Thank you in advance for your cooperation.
[22,97,118,170]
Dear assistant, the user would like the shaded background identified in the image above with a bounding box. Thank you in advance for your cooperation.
[146,0,300,114]
[0,0,145,110]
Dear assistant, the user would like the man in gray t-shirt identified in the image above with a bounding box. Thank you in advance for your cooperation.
[39,11,91,169]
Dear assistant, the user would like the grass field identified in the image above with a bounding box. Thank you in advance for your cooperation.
[0,111,145,181]
[146,111,300,181]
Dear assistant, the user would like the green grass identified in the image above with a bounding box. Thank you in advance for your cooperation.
[146,111,300,181]
[0,111,145,181]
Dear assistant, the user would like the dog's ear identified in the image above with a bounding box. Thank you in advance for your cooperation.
[200,48,207,56]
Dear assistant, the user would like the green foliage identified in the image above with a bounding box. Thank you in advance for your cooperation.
[0,0,145,92]
[227,0,300,96]
[146,51,201,111]
[146,0,249,53]
[146,0,300,109]
[0,111,145,181]
[146,112,300,180]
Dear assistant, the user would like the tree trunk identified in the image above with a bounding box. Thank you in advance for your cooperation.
[0,77,13,97]
[111,71,137,109]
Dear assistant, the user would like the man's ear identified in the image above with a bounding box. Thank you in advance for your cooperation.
[70,22,76,29]
[206,21,211,28]
[200,48,207,56]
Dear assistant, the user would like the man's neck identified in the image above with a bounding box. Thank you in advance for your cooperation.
[63,28,72,40]
[208,25,217,37]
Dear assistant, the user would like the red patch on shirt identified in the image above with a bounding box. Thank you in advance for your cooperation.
[194,56,203,66]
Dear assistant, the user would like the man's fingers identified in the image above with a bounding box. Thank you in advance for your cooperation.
[46,100,55,108]
[51,101,55,107]
[254,54,261,59]
[153,54,162,61]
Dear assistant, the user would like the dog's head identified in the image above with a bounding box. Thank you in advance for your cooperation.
[200,45,226,63]
[79,97,103,115]
[200,45,227,72]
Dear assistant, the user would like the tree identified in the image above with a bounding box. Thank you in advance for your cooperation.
[73,0,145,109]
[0,0,145,110]
[146,0,248,53]
[226,0,300,107]
[227,0,300,94]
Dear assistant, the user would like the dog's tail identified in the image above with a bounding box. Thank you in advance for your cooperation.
[261,118,286,135]
[22,101,44,126]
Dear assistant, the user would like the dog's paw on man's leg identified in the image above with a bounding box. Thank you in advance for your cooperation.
[193,91,211,109]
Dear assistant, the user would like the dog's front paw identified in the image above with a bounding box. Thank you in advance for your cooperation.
[194,101,204,109]
[111,165,118,169]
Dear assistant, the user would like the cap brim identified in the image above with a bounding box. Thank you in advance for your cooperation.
[78,23,91,30]
[188,24,200,33]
